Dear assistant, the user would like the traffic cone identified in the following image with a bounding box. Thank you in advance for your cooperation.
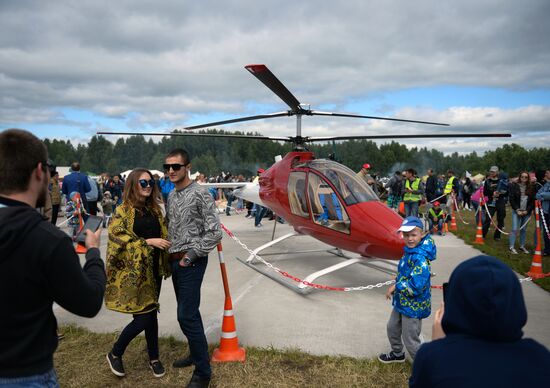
[75,242,87,254]
[211,296,246,362]
[211,243,246,362]
[528,201,544,279]
[474,204,484,245]
[450,208,458,231]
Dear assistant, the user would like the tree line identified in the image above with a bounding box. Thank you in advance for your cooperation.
[43,129,550,178]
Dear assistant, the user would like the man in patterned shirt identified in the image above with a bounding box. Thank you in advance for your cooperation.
[164,148,222,388]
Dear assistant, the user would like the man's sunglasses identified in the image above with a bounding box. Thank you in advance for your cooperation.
[139,179,156,188]
[163,163,188,172]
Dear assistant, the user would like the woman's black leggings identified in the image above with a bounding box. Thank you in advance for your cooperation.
[112,309,159,360]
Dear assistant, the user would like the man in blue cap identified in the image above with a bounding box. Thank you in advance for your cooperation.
[378,216,436,363]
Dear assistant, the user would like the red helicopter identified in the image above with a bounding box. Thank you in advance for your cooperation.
[99,64,510,292]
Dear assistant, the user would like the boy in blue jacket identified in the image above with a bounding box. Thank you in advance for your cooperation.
[378,216,436,363]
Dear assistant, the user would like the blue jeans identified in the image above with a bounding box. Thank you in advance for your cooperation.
[509,212,529,248]
[171,258,211,379]
[428,218,444,233]
[404,201,419,217]
[254,204,267,226]
[0,369,58,387]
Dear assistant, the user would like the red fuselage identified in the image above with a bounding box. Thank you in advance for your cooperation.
[259,152,405,260]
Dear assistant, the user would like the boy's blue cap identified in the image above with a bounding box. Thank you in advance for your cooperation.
[398,216,424,232]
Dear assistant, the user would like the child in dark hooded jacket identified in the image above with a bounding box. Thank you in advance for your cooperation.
[410,255,550,387]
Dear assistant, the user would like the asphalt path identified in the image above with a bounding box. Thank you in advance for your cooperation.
[55,212,550,358]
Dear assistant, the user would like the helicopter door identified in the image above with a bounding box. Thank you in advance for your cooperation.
[307,173,350,234]
[287,172,309,218]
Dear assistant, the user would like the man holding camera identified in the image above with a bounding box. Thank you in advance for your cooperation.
[0,129,106,386]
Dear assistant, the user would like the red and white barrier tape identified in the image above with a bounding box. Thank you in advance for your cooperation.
[539,202,550,240]
[219,223,550,290]
[451,194,470,225]
[220,223,395,291]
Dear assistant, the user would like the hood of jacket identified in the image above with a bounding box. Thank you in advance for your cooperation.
[0,202,45,264]
[404,233,437,262]
[442,255,527,342]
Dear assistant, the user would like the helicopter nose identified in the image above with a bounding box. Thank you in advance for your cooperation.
[352,201,404,259]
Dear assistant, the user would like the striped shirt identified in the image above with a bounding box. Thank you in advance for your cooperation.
[167,181,222,259]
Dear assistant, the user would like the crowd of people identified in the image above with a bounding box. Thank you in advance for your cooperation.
[2,128,550,387]
[360,163,550,256]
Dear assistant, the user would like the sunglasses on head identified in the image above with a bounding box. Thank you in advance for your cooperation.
[163,163,188,172]
[138,179,155,188]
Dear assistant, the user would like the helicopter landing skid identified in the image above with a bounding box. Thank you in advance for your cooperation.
[236,232,397,294]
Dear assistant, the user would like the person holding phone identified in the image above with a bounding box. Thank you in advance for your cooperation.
[0,129,105,387]
[105,169,172,379]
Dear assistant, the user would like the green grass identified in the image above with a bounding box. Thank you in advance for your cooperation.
[54,325,411,387]
[432,205,550,292]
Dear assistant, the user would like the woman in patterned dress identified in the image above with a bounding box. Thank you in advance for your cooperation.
[104,168,171,378]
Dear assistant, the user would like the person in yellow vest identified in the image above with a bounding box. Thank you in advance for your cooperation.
[403,168,424,217]
[428,201,445,236]
[444,170,459,210]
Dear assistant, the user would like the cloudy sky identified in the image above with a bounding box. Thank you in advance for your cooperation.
[1,0,550,154]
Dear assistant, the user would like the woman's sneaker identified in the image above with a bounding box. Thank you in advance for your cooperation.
[509,247,518,255]
[149,360,165,378]
[106,352,125,377]
[378,351,406,363]
[519,246,530,254]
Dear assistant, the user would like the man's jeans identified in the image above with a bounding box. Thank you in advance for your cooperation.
[171,258,211,379]
[254,204,267,226]
[482,201,506,239]
[0,369,58,387]
[404,201,419,217]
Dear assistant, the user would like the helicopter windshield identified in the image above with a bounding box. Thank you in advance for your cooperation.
[299,160,378,206]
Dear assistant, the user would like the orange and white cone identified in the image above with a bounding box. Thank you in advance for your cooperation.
[450,208,458,231]
[474,207,484,245]
[211,243,246,362]
[528,201,544,279]
[212,296,246,362]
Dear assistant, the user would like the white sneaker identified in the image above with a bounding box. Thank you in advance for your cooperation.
[509,247,518,255]
[519,246,530,254]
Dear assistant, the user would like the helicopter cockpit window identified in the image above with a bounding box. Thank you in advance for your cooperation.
[287,172,309,218]
[308,173,350,234]
[303,160,378,206]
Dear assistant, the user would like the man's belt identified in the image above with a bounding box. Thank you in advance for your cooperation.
[169,251,186,261]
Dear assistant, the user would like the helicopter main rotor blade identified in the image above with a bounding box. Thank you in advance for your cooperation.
[308,133,511,142]
[245,64,301,112]
[311,111,449,126]
[96,131,292,142]
[183,111,290,130]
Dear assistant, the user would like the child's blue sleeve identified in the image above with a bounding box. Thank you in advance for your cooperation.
[395,255,430,296]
